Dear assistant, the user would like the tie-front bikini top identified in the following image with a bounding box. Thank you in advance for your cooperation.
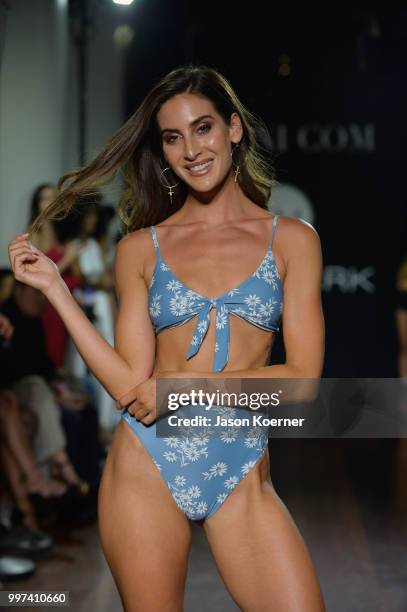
[147,214,284,372]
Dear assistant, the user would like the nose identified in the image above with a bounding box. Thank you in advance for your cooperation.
[183,135,201,161]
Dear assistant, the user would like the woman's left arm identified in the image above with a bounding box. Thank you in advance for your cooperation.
[160,219,325,381]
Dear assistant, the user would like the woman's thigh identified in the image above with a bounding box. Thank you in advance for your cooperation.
[203,451,325,612]
[98,419,192,612]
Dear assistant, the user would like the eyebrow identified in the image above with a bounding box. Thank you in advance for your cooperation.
[160,114,214,135]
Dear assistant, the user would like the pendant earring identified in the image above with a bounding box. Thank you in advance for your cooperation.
[159,166,179,205]
[231,143,241,183]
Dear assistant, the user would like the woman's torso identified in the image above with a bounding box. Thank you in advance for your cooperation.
[141,211,286,376]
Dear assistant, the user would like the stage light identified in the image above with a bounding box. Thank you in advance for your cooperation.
[112,0,134,5]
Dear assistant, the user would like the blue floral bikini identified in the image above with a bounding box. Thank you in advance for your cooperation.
[121,214,283,520]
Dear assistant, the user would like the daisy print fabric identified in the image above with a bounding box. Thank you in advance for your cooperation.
[119,215,280,520]
[122,406,268,520]
[147,218,283,373]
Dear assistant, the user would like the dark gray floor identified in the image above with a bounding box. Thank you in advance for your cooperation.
[5,439,407,611]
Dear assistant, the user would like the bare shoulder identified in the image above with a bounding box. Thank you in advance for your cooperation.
[276,215,321,256]
[115,226,153,284]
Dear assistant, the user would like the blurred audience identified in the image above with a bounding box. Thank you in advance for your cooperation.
[0,279,102,530]
[0,183,122,584]
[28,184,84,370]
[64,192,119,434]
[0,385,67,529]
[0,280,102,482]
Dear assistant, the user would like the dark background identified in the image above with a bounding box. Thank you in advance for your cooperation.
[2,1,405,377]
[122,1,406,377]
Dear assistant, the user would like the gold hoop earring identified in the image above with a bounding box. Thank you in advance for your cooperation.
[230,143,241,183]
[159,167,179,205]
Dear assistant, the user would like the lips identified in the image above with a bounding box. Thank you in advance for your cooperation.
[185,159,214,176]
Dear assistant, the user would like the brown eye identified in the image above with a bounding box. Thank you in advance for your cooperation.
[164,134,178,144]
[197,123,211,134]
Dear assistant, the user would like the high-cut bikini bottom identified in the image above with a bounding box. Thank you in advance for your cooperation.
[120,404,268,521]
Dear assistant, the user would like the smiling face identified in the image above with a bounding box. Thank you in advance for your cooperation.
[156,93,243,193]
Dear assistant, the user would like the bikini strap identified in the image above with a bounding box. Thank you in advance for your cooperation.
[149,226,160,252]
[270,214,279,249]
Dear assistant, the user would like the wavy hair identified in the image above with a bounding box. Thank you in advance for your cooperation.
[29,64,275,236]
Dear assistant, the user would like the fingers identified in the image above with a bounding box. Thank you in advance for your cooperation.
[11,248,39,272]
[10,246,39,262]
[8,234,31,250]
[9,236,39,260]
[9,237,40,272]
[134,408,149,420]
[141,414,155,425]
[127,402,144,418]
[13,249,39,266]
[116,386,138,409]
[126,400,153,423]
[9,240,38,254]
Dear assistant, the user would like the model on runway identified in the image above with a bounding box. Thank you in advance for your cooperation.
[9,65,325,611]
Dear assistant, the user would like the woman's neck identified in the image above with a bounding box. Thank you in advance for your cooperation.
[181,173,258,225]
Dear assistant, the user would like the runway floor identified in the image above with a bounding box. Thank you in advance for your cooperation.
[4,438,407,611]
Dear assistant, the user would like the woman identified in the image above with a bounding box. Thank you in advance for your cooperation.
[9,65,325,611]
[28,184,83,369]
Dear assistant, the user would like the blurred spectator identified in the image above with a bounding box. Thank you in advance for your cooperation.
[64,193,118,435]
[0,387,68,530]
[28,184,84,369]
[0,312,65,523]
[0,282,101,492]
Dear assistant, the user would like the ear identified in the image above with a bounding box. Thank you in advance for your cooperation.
[229,112,243,145]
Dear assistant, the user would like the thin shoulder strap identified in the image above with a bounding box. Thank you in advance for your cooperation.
[149,226,160,252]
[270,214,279,249]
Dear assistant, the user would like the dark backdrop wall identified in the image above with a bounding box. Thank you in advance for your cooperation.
[123,2,406,377]
[0,0,9,71]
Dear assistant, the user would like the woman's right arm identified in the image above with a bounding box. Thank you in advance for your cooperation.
[8,231,156,401]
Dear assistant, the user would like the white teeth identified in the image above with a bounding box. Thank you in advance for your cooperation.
[188,160,212,172]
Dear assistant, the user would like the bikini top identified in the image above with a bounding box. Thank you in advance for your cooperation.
[148,214,284,373]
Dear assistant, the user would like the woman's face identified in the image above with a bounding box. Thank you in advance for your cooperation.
[38,186,58,213]
[156,93,243,193]
[82,210,99,235]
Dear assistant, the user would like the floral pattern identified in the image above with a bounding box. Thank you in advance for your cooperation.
[120,218,280,520]
[147,220,283,372]
[122,406,268,521]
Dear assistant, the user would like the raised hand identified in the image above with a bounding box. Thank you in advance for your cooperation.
[8,233,63,294]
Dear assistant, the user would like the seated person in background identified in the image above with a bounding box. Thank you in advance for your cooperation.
[0,281,101,488]
[0,313,67,530]
[0,389,68,530]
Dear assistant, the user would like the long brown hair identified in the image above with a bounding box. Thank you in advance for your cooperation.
[29,64,275,236]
